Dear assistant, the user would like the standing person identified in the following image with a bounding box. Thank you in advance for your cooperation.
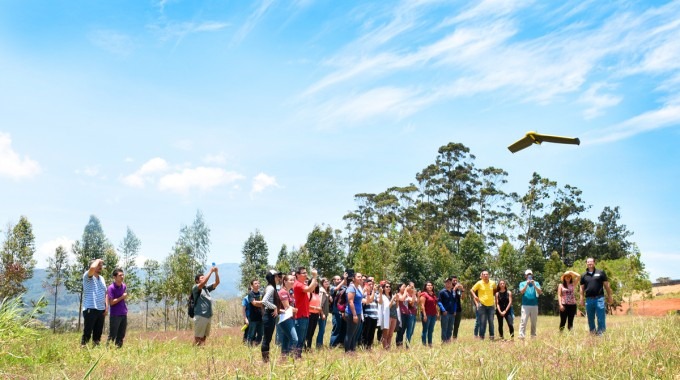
[344,272,364,352]
[316,278,331,349]
[419,281,438,347]
[260,270,282,362]
[518,269,542,339]
[305,278,322,350]
[471,270,497,340]
[378,281,398,349]
[396,283,417,347]
[438,278,455,344]
[329,274,347,348]
[361,277,379,349]
[394,283,407,347]
[192,266,220,346]
[241,289,250,344]
[107,268,128,348]
[495,280,514,340]
[247,279,264,346]
[293,267,318,358]
[451,276,465,340]
[278,275,298,358]
[81,258,108,347]
[580,258,613,335]
[559,270,580,332]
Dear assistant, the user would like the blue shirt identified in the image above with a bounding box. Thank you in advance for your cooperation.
[82,272,107,310]
[242,295,250,317]
[346,284,363,316]
[519,280,541,306]
[438,288,456,313]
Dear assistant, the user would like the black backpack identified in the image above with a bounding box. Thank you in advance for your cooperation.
[188,289,197,318]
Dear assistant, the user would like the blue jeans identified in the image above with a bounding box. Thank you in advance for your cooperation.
[278,318,298,356]
[329,310,346,347]
[478,305,495,339]
[474,305,481,337]
[440,312,454,342]
[316,316,327,348]
[294,317,309,357]
[247,320,263,345]
[403,314,416,345]
[585,297,606,334]
[421,314,436,345]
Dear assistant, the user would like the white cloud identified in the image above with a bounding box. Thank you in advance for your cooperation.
[36,237,76,269]
[232,0,275,45]
[75,166,100,177]
[124,157,134,163]
[158,167,245,194]
[150,21,229,45]
[122,157,169,188]
[0,132,41,180]
[88,30,135,56]
[251,173,279,196]
[579,83,622,119]
[203,153,227,165]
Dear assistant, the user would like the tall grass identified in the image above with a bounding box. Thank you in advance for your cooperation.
[1,314,678,379]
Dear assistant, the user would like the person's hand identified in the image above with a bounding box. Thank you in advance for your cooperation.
[321,314,326,320]
[580,299,585,307]
[104,308,108,317]
[272,309,278,318]
[442,311,447,316]
[559,304,565,312]
[353,315,358,324]
[122,292,128,299]
[244,317,249,324]
[213,266,219,273]
[311,269,318,278]
[501,311,506,317]
[423,315,428,323]
[607,296,613,305]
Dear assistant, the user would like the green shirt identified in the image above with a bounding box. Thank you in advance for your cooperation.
[192,284,216,318]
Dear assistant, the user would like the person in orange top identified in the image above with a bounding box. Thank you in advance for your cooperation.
[305,278,322,350]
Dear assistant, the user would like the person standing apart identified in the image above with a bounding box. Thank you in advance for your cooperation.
[495,280,514,340]
[518,269,542,339]
[192,266,220,346]
[293,267,318,358]
[329,274,347,348]
[471,271,497,340]
[305,279,322,350]
[81,259,108,347]
[247,279,264,346]
[107,268,128,348]
[580,258,613,335]
[558,270,580,332]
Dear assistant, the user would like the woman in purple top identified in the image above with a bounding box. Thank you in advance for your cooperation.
[107,268,128,348]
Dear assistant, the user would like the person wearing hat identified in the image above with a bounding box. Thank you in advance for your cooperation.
[558,270,580,332]
[518,269,542,339]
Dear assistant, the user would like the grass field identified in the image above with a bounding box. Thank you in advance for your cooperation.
[2,314,679,379]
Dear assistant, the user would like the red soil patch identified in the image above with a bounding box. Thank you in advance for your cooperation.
[616,297,680,316]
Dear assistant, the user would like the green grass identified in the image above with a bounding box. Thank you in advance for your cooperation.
[1,315,679,379]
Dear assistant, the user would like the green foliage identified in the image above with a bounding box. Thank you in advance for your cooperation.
[0,216,37,299]
[458,231,487,286]
[238,230,269,293]
[118,227,141,301]
[43,245,69,333]
[305,224,344,278]
[275,244,292,274]
[495,241,523,290]
[0,295,42,345]
[392,229,427,288]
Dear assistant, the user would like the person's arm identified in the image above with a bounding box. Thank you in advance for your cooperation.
[495,293,502,314]
[604,281,613,304]
[87,259,102,277]
[109,289,127,306]
[419,294,427,322]
[242,304,249,324]
[580,283,586,306]
[535,282,543,295]
[519,281,528,295]
[558,285,564,311]
[437,291,446,315]
[197,267,214,290]
[506,291,512,313]
[347,288,358,323]
[470,285,480,307]
[212,267,220,288]
[303,269,319,292]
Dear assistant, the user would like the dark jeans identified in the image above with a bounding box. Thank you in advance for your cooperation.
[247,320,263,345]
[396,314,415,347]
[261,313,276,357]
[361,317,378,349]
[305,313,320,349]
[344,314,362,352]
[452,311,462,339]
[478,305,495,339]
[421,314,436,346]
[496,310,514,338]
[440,313,454,342]
[329,310,346,347]
[108,315,127,347]
[81,308,105,346]
[560,304,577,331]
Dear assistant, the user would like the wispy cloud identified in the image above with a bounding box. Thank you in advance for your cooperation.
[149,20,229,47]
[579,83,622,120]
[36,237,75,269]
[75,166,100,177]
[232,0,275,45]
[122,157,169,188]
[251,173,279,197]
[203,152,227,165]
[88,30,135,56]
[159,167,245,194]
[0,132,41,180]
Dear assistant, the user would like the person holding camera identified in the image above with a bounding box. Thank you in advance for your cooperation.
[518,269,542,339]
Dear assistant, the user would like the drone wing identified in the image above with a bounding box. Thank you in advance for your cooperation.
[507,133,536,153]
[532,133,580,146]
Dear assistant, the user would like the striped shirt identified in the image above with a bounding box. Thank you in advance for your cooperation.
[82,271,107,310]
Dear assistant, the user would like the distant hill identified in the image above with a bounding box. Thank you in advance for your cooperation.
[22,263,242,323]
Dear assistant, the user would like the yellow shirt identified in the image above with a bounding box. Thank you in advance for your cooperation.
[471,280,497,307]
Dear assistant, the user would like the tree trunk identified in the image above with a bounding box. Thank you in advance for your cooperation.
[77,291,83,331]
[53,286,58,333]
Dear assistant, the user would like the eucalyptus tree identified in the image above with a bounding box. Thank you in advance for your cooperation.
[118,226,141,300]
[589,206,633,260]
[306,224,345,278]
[475,167,513,249]
[0,216,36,298]
[141,259,161,330]
[393,229,428,288]
[238,230,269,293]
[519,173,557,248]
[542,184,591,263]
[44,245,69,333]
[275,244,292,275]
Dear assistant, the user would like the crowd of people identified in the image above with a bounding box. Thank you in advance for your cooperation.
[228,257,613,362]
[78,256,614,361]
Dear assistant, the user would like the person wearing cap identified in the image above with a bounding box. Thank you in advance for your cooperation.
[470,270,497,340]
[579,258,613,335]
[260,270,282,361]
[81,258,108,347]
[558,270,580,332]
[518,269,542,339]
[438,277,456,344]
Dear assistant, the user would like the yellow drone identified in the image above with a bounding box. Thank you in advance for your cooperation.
[508,131,580,153]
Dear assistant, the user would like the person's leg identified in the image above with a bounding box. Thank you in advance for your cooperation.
[440,313,450,343]
[316,316,327,348]
[256,321,264,345]
[566,304,576,331]
[596,297,606,334]
[116,316,127,348]
[407,314,416,345]
[247,321,257,345]
[559,308,568,331]
[261,314,275,362]
[387,318,397,348]
[585,298,597,333]
[395,317,405,347]
[506,311,515,338]
[81,309,95,346]
[421,314,428,345]
[496,312,505,339]
[453,312,462,339]
[427,316,436,345]
[306,313,319,350]
[474,305,481,338]
[92,310,105,346]
[330,310,340,347]
[294,318,309,357]
[367,318,378,348]
[108,315,121,345]
[486,306,495,339]
[478,306,488,339]
[529,306,538,337]
[344,315,358,352]
[519,305,528,338]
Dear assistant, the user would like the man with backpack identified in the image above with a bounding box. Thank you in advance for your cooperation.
[192,266,220,346]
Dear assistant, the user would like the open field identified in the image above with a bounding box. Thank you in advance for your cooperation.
[2,314,679,379]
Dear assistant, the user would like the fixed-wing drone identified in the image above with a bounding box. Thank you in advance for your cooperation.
[508,131,580,153]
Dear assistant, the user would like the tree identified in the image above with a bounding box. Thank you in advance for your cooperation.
[239,230,269,293]
[141,259,161,330]
[590,206,633,260]
[0,216,37,299]
[275,244,292,275]
[457,231,487,287]
[496,241,523,292]
[392,229,427,288]
[43,245,69,333]
[118,227,141,300]
[306,224,344,278]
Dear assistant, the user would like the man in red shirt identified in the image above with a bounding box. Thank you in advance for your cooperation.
[293,266,318,358]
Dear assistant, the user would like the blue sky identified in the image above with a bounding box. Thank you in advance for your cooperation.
[1,0,678,282]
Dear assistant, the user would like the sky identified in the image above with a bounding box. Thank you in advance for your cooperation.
[1,0,678,282]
